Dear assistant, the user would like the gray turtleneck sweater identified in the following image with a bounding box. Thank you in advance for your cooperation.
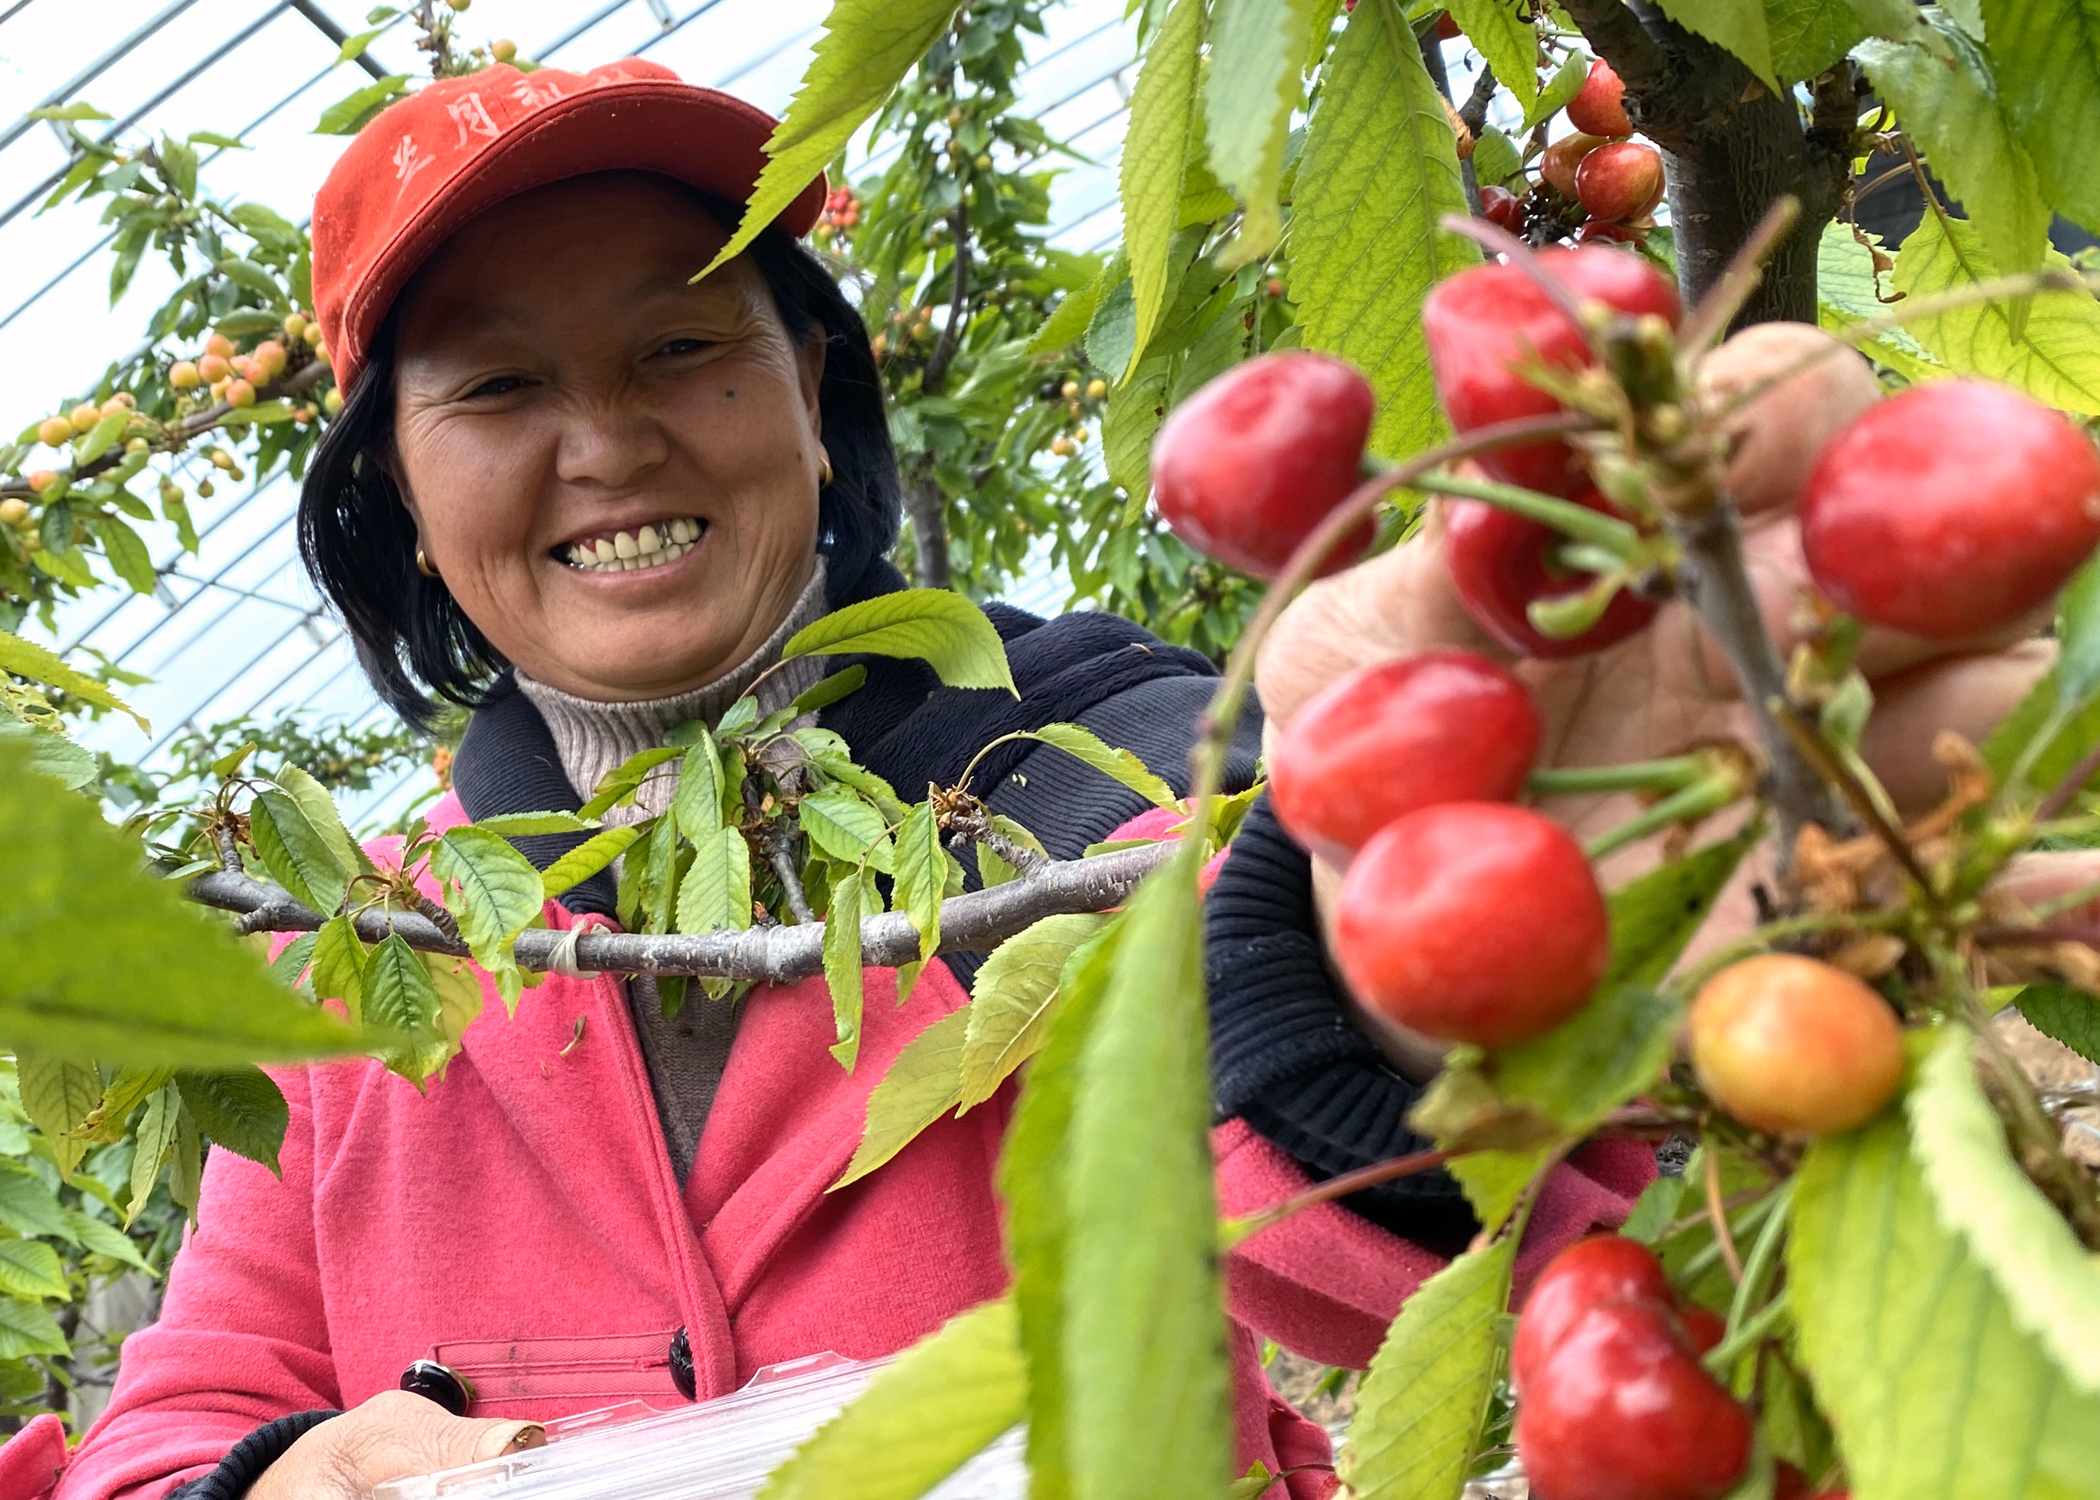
[514,562,829,1179]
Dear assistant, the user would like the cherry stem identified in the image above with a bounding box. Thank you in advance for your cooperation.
[1703,1145,1745,1284]
[1767,699,1940,905]
[1223,1146,1464,1245]
[1407,469,1644,557]
[1438,215,1605,358]
[1580,773,1743,862]
[1701,1290,1789,1379]
[1527,755,1709,797]
[2034,735,2100,824]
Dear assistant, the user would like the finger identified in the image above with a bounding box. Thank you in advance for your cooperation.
[341,1390,547,1486]
[1989,849,2100,923]
[1860,639,2055,815]
[1694,322,1881,519]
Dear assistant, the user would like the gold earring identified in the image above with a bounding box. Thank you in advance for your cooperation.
[818,453,834,488]
[415,547,439,579]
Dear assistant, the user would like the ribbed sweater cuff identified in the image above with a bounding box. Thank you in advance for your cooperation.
[167,1410,339,1500]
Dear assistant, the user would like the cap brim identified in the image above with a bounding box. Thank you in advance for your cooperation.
[342,77,823,382]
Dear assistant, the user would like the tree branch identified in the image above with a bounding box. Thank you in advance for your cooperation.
[188,841,1174,985]
[902,473,954,590]
[921,203,971,397]
[1457,62,1500,138]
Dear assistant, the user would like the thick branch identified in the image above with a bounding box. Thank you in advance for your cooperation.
[1457,63,1500,138]
[921,203,971,397]
[902,473,954,590]
[188,842,1173,986]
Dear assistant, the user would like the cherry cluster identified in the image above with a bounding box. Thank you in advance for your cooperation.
[811,186,862,243]
[165,314,331,419]
[1481,61,1665,250]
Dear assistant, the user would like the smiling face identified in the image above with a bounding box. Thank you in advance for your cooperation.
[388,172,827,702]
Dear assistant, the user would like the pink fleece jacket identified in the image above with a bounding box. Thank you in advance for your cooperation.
[33,794,1651,1500]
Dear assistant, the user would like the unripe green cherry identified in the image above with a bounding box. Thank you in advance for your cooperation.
[323,387,344,415]
[0,498,29,527]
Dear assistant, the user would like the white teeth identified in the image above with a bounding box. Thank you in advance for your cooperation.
[561,518,702,574]
[594,537,616,563]
[638,523,661,553]
[614,530,639,559]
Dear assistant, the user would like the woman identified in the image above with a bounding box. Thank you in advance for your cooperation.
[48,58,2046,1500]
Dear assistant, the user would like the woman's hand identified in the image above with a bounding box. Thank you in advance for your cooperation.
[1254,323,2072,1073]
[247,1390,545,1500]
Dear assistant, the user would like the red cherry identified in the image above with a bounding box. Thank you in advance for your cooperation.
[1444,488,1659,658]
[1151,351,1377,580]
[1436,10,1460,38]
[1566,58,1633,137]
[1540,132,1608,199]
[1800,380,2100,640]
[1575,141,1667,223]
[1334,802,1607,1047]
[1512,1236,1673,1393]
[1772,1461,1812,1500]
[1516,1300,1753,1500]
[1268,651,1542,867]
[1422,246,1680,496]
[1479,184,1524,233]
[1679,1304,1727,1357]
[1575,218,1645,245]
[1689,955,1904,1136]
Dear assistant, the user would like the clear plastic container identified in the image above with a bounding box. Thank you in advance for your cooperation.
[373,1352,1027,1500]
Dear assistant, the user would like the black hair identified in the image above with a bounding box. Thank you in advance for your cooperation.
[298,182,901,731]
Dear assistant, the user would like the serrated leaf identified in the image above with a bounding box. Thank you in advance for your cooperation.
[1205,0,1318,266]
[93,515,156,593]
[248,789,351,917]
[1893,212,2100,414]
[309,914,367,1014]
[757,1297,1023,1500]
[1024,723,1178,808]
[31,103,111,121]
[128,1084,178,1225]
[791,664,868,717]
[1790,1109,2100,1498]
[275,764,372,879]
[1064,850,1230,1500]
[1290,0,1476,460]
[1858,24,2049,313]
[0,1241,67,1302]
[1621,1173,1686,1243]
[471,810,598,837]
[541,825,642,900]
[783,589,1015,694]
[1340,1236,1514,1500]
[1606,828,1757,987]
[893,802,946,972]
[1765,0,1868,82]
[1120,0,1204,379]
[1469,125,1522,188]
[1523,47,1587,130]
[800,730,912,823]
[362,934,447,1084]
[314,73,409,134]
[577,746,681,820]
[2055,554,2100,707]
[1648,0,1777,89]
[698,0,962,276]
[834,1004,970,1189]
[2017,984,2100,1065]
[431,826,543,1008]
[65,1208,150,1271]
[800,786,894,870]
[958,914,1110,1110]
[672,726,727,839]
[676,824,753,941]
[174,1067,287,1173]
[823,866,867,1071]
[0,631,146,730]
[976,816,1047,890]
[1908,1024,2100,1392]
[0,1295,69,1359]
[74,410,129,466]
[0,719,96,791]
[1446,0,1537,107]
[0,1169,71,1242]
[0,742,357,1068]
[1978,0,2100,236]
[14,1047,100,1178]
[422,952,487,1062]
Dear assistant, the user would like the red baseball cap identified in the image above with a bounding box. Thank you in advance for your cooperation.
[310,59,825,394]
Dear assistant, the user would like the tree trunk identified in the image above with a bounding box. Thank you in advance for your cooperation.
[903,474,953,590]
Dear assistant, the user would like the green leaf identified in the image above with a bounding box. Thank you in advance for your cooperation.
[1205,0,1318,266]
[335,18,396,62]
[1790,1108,2100,1498]
[1764,0,1868,82]
[791,664,868,717]
[14,1047,100,1178]
[577,746,681,820]
[1469,125,1523,188]
[1028,275,1107,356]
[757,1297,1024,1500]
[892,802,946,973]
[1064,851,1231,1500]
[0,719,97,791]
[833,1004,970,1189]
[361,934,447,1084]
[1893,212,2100,414]
[1858,23,2050,308]
[0,1241,67,1302]
[822,866,868,1070]
[90,513,155,593]
[1446,0,1537,108]
[128,1084,178,1225]
[1102,350,1172,499]
[74,410,129,466]
[30,103,112,121]
[248,789,351,916]
[1022,723,1178,808]
[1289,0,1476,460]
[671,727,727,839]
[697,0,963,276]
[541,825,641,900]
[0,631,146,730]
[314,73,410,135]
[1491,984,1683,1135]
[174,1067,287,1173]
[0,1169,73,1242]
[0,1295,69,1359]
[783,589,1015,694]
[1908,1025,2100,1393]
[0,744,360,1068]
[470,811,598,837]
[958,914,1110,1109]
[976,816,1048,889]
[276,765,372,879]
[1621,1172,1687,1243]
[2056,554,2100,707]
[675,825,753,937]
[432,825,545,1007]
[1605,828,1758,988]
[65,1208,150,1272]
[1978,0,2100,236]
[187,130,246,149]
[1119,0,1204,378]
[2017,984,2100,1065]
[309,914,367,1012]
[1340,1237,1515,1500]
[1648,0,1777,89]
[800,787,894,871]
[1523,46,1587,130]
